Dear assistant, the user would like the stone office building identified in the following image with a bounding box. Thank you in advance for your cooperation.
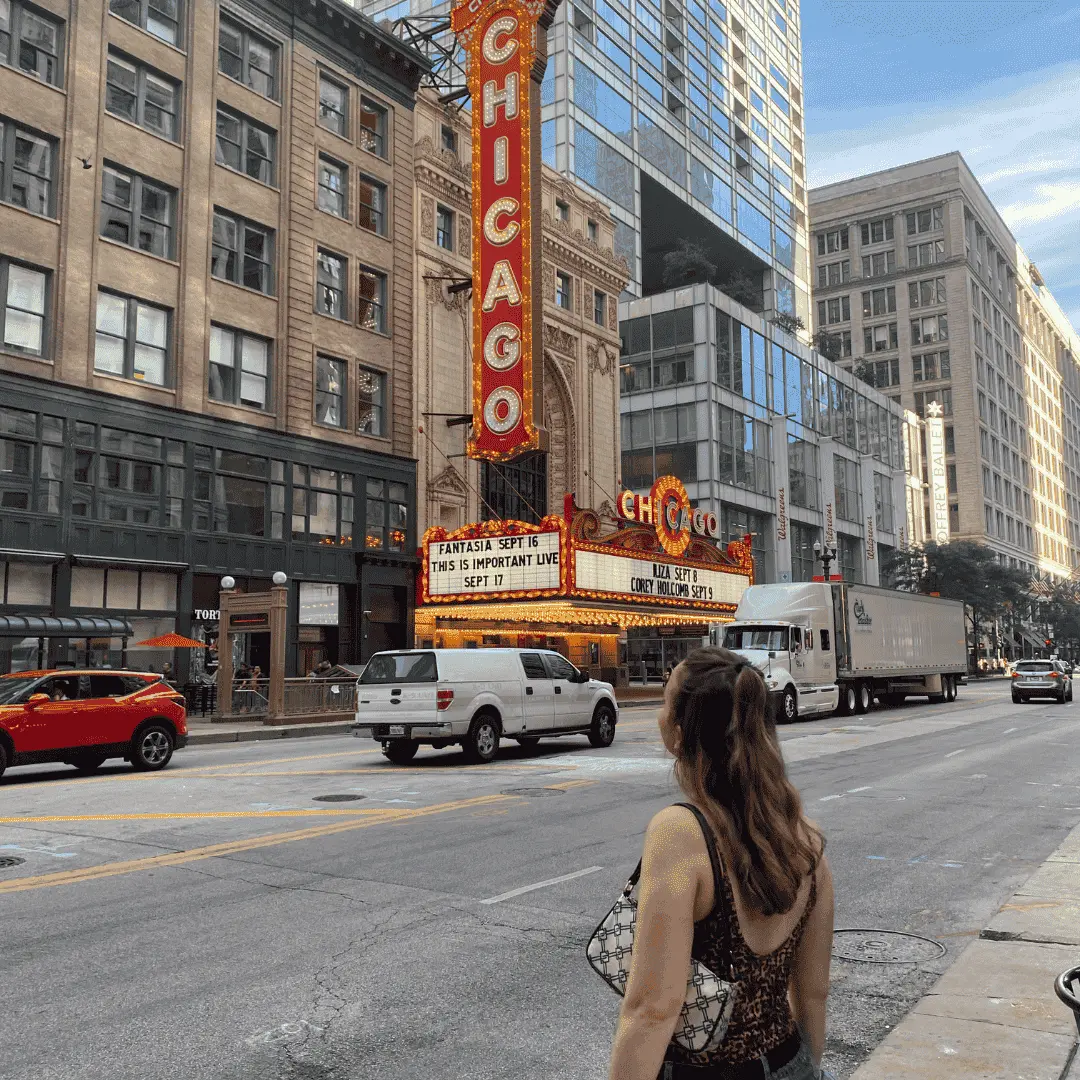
[0,0,427,676]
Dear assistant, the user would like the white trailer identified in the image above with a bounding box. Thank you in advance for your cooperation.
[723,582,968,721]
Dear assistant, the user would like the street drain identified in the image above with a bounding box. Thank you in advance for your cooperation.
[0,856,26,869]
[312,794,366,802]
[501,786,565,797]
[832,929,946,964]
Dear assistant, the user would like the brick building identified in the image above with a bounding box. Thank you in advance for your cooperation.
[0,0,427,677]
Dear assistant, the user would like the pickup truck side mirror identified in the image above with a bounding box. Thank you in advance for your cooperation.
[768,651,776,658]
[575,669,590,683]
[27,692,50,706]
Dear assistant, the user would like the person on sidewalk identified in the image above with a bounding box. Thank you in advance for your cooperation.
[608,647,835,1080]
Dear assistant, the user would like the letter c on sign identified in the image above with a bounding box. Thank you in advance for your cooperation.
[484,322,521,371]
[482,15,518,64]
[483,197,520,246]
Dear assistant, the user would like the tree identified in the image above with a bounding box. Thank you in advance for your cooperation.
[811,329,842,362]
[661,240,716,288]
[772,312,805,335]
[721,269,762,309]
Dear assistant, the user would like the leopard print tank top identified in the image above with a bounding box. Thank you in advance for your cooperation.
[669,818,818,1067]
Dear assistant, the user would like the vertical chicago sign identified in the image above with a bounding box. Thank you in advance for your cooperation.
[452,0,559,461]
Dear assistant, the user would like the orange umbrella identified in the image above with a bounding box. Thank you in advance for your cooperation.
[133,632,206,648]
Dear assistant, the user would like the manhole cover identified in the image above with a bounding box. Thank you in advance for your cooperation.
[312,794,366,802]
[832,929,946,964]
[0,856,26,869]
[501,787,565,797]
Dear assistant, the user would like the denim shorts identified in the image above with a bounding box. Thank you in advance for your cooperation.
[659,1039,821,1080]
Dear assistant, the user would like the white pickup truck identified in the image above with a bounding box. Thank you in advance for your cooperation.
[724,582,968,721]
[352,648,619,764]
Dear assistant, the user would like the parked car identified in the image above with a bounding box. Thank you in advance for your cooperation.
[1011,660,1073,704]
[352,648,618,764]
[0,670,188,779]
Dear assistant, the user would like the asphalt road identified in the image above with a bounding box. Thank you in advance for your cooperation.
[2,680,1078,1080]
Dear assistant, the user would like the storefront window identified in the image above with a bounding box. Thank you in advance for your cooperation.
[480,455,546,525]
[69,566,177,611]
[721,504,771,580]
[364,479,407,551]
[838,533,863,583]
[790,522,820,583]
[0,406,63,513]
[788,437,817,509]
[193,447,285,538]
[0,560,52,605]
[293,467,353,545]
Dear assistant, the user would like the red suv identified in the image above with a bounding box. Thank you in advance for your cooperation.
[0,670,188,779]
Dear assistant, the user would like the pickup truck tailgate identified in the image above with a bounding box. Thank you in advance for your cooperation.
[355,683,438,731]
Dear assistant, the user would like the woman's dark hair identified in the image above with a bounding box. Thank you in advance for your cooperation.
[670,646,822,916]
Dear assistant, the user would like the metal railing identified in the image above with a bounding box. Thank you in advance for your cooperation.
[281,677,358,716]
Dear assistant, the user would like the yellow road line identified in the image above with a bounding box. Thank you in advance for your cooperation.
[186,747,382,770]
[0,809,396,823]
[171,762,576,779]
[544,778,597,791]
[0,792,517,895]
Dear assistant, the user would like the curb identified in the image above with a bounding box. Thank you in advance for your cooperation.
[187,722,354,745]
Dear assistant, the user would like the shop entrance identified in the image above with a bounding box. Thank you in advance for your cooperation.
[625,630,710,683]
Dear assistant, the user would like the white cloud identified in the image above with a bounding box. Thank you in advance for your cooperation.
[806,62,1080,333]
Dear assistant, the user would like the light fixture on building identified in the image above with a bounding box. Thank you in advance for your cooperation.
[221,575,236,589]
[272,571,288,586]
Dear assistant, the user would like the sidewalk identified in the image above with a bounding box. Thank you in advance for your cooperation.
[186,719,353,745]
[850,822,1080,1079]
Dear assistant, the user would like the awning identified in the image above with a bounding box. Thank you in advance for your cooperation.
[1016,628,1045,651]
[0,615,134,638]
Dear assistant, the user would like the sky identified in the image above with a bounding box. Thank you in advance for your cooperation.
[800,0,1080,332]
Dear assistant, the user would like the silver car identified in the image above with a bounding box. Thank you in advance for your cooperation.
[1012,660,1073,704]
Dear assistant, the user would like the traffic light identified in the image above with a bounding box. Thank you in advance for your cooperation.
[1046,639,1053,647]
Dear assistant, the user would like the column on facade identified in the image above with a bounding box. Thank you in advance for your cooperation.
[859,455,880,587]
[771,414,793,582]
[817,438,838,571]
[891,469,910,553]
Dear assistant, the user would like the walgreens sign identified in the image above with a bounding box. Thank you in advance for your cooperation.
[452,0,558,461]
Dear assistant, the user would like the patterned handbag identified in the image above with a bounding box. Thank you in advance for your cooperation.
[586,803,737,1054]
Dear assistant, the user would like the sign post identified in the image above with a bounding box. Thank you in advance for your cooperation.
[452,0,560,462]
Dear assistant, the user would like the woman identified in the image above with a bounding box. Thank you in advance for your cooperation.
[609,647,834,1080]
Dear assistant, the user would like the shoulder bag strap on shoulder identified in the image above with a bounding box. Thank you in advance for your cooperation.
[674,802,735,973]
[624,860,642,896]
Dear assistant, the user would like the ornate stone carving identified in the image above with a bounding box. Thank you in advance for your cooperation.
[420,197,435,241]
[414,134,472,185]
[542,261,555,306]
[544,354,576,508]
[428,463,470,497]
[458,214,471,255]
[587,341,616,375]
[608,295,617,331]
[424,260,470,314]
[544,321,577,357]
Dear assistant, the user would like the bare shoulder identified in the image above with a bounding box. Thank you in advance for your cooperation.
[643,805,709,865]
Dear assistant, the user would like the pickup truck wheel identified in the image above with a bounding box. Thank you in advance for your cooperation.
[588,703,616,748]
[779,687,798,723]
[383,740,418,765]
[69,752,108,774]
[463,713,500,763]
[855,682,872,714]
[130,723,174,771]
[838,684,856,716]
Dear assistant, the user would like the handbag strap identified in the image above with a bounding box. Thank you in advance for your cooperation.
[673,802,735,977]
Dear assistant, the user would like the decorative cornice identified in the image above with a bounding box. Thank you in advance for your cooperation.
[428,463,469,497]
[414,135,472,185]
[540,209,630,287]
[544,321,578,358]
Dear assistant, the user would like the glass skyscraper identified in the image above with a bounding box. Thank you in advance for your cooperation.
[356,0,811,319]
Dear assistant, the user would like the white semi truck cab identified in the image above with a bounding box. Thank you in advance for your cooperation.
[723,582,968,721]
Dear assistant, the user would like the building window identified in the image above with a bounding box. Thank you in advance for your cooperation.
[816,227,848,255]
[0,408,61,515]
[0,0,62,84]
[790,522,820,583]
[834,456,861,522]
[858,357,899,389]
[94,290,169,385]
[860,217,893,245]
[358,175,387,235]
[861,250,895,278]
[861,286,895,317]
[318,74,348,136]
[358,266,387,333]
[912,351,951,383]
[192,447,285,538]
[290,465,353,545]
[215,105,275,185]
[210,209,274,293]
[906,205,943,235]
[315,249,346,320]
[218,16,277,99]
[911,314,948,345]
[1,259,47,357]
[555,198,569,221]
[357,365,386,436]
[99,165,174,258]
[716,404,767,493]
[480,454,547,524]
[594,289,607,326]
[914,388,953,417]
[314,354,345,428]
[72,429,175,527]
[359,96,387,157]
[817,260,850,288]
[363,477,406,550]
[105,51,179,140]
[208,324,269,410]
[908,240,944,267]
[555,271,571,309]
[862,322,897,353]
[435,204,454,250]
[317,155,347,217]
[440,124,457,153]
[909,276,946,308]
[0,118,54,216]
[588,218,599,242]
[108,0,181,45]
[816,295,850,325]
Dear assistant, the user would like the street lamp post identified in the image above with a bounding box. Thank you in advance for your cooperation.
[813,540,837,581]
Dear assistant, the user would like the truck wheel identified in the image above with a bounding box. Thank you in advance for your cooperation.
[383,740,418,765]
[855,682,872,714]
[944,676,957,702]
[779,687,798,723]
[463,712,500,763]
[838,684,856,716]
[589,703,616,748]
